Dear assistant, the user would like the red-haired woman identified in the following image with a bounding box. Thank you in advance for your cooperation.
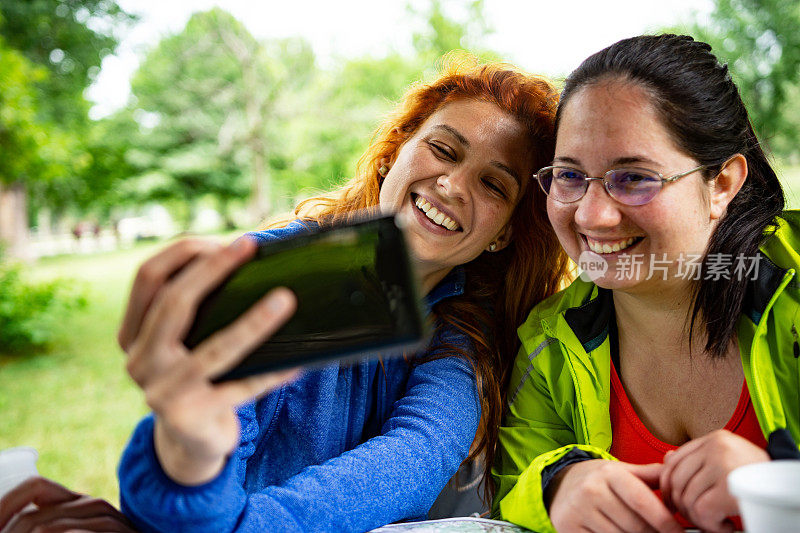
[1,58,568,533]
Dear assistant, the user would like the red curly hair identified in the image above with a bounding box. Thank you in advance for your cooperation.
[266,54,571,499]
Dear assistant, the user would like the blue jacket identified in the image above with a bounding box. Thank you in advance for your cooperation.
[118,221,481,532]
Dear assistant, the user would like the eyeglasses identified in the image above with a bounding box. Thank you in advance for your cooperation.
[534,164,710,206]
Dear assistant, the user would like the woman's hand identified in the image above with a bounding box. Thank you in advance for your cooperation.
[548,459,683,533]
[118,237,299,485]
[0,477,137,533]
[660,429,769,533]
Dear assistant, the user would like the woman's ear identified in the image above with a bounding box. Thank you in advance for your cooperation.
[709,153,747,220]
[487,225,513,252]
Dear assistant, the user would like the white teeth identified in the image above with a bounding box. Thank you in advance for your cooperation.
[587,236,637,254]
[414,195,459,231]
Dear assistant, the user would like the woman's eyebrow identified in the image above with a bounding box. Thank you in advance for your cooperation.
[491,161,520,185]
[611,155,659,167]
[553,156,580,165]
[552,155,659,167]
[431,124,470,147]
[432,125,519,184]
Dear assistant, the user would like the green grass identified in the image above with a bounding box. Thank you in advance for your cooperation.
[0,240,176,505]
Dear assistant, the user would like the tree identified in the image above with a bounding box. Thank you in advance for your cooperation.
[409,0,498,67]
[686,0,800,158]
[0,1,134,257]
[74,109,140,221]
[274,0,499,203]
[0,36,46,258]
[0,0,135,127]
[129,9,315,226]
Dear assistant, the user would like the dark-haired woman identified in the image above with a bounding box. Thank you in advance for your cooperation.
[493,34,800,533]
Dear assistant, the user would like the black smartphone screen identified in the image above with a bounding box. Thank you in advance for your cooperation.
[184,216,428,382]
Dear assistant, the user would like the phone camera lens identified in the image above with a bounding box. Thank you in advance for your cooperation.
[350,290,366,306]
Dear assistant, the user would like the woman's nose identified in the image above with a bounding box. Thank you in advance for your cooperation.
[436,170,469,202]
[574,180,623,229]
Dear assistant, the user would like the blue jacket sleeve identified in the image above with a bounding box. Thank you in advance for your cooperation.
[118,356,480,532]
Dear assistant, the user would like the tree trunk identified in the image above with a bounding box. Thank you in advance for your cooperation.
[249,135,269,223]
[242,52,270,223]
[218,27,271,224]
[0,182,32,261]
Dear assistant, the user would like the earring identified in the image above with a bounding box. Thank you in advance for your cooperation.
[488,242,497,252]
[378,165,389,177]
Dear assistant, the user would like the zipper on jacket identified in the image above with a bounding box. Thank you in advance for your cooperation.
[750,269,795,433]
[562,345,592,445]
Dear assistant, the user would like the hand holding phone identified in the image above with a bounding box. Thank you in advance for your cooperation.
[118,237,300,485]
[184,215,428,382]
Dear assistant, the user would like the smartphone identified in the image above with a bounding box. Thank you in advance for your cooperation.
[184,215,429,382]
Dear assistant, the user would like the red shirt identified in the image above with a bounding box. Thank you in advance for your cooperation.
[609,362,767,529]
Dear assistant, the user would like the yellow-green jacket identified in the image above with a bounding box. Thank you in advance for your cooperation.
[493,211,800,532]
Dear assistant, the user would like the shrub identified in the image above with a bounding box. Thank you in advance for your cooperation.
[0,254,87,354]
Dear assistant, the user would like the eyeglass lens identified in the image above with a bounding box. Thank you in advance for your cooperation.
[541,168,663,206]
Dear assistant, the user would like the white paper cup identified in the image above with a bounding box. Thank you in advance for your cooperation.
[728,460,800,533]
[0,447,39,501]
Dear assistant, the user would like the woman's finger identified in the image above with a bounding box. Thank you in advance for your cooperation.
[681,468,728,530]
[4,498,136,533]
[118,239,223,351]
[193,287,297,379]
[597,491,657,533]
[659,451,677,511]
[136,237,257,349]
[624,462,663,489]
[591,507,628,533]
[611,465,683,533]
[664,449,706,517]
[126,238,258,386]
[663,433,709,467]
[662,437,710,511]
[0,477,80,529]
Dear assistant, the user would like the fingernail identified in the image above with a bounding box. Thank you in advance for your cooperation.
[266,288,293,312]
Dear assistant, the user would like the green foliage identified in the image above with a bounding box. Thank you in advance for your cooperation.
[0,0,135,236]
[0,255,87,354]
[685,0,800,159]
[270,53,419,202]
[410,0,498,66]
[0,37,48,186]
[1,0,500,231]
[128,8,317,223]
[0,0,136,127]
[78,109,140,220]
[268,0,497,204]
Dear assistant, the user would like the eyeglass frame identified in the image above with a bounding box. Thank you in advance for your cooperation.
[534,163,720,206]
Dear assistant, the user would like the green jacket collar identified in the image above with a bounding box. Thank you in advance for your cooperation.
[560,252,788,349]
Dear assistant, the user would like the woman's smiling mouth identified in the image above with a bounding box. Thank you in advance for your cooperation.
[413,194,461,231]
[583,235,644,254]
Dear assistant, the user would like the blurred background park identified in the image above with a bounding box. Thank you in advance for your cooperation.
[1,0,799,505]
